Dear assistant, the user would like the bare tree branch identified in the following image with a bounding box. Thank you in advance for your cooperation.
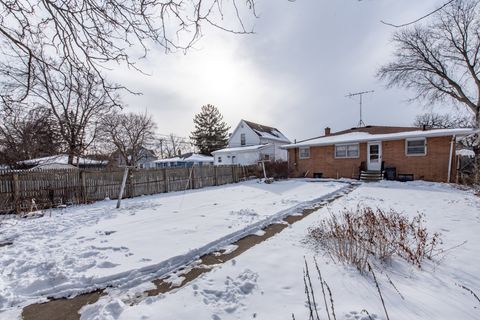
[0,0,258,103]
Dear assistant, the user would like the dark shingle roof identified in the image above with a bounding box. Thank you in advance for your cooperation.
[242,120,290,142]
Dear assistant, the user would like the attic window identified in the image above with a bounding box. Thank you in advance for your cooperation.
[241,133,246,146]
[406,138,426,156]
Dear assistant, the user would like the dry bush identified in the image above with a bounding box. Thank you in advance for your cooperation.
[308,206,440,272]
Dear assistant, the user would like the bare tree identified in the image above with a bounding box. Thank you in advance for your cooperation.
[414,112,474,129]
[0,106,61,167]
[24,64,120,164]
[0,0,257,104]
[100,111,157,167]
[157,134,193,158]
[378,0,480,154]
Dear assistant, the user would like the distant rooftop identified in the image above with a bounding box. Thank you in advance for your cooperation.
[243,120,290,143]
[153,153,213,163]
[18,154,106,166]
[212,144,273,154]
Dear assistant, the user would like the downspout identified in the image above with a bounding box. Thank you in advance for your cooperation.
[447,135,455,183]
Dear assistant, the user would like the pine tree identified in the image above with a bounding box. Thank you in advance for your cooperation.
[190,104,230,155]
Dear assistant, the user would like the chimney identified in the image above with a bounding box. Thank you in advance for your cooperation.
[324,127,331,136]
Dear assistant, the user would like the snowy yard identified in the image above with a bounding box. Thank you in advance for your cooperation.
[0,179,346,317]
[78,181,480,320]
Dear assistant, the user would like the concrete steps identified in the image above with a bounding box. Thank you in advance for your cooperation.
[360,170,384,182]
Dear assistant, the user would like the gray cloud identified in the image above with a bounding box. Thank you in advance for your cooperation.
[110,0,444,141]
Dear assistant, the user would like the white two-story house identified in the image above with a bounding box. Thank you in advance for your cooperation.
[212,120,290,165]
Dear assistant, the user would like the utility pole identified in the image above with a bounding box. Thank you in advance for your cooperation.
[345,90,374,127]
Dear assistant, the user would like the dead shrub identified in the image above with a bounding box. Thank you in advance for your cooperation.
[308,206,440,272]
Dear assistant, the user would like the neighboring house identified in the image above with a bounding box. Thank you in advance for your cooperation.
[283,125,477,182]
[212,120,290,165]
[17,154,106,169]
[113,147,157,168]
[151,153,214,168]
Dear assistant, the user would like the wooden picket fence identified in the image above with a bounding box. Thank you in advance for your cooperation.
[0,165,252,214]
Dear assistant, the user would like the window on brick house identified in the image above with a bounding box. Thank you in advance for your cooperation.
[299,147,310,159]
[406,138,426,156]
[335,144,359,158]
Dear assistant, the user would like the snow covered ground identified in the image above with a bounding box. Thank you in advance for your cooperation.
[80,181,480,320]
[0,179,346,316]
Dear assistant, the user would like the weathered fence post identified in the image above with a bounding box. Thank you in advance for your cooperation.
[214,166,218,186]
[116,167,129,209]
[191,166,196,189]
[164,168,169,193]
[12,173,20,214]
[80,170,87,204]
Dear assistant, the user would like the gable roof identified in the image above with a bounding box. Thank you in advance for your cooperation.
[283,126,478,149]
[242,120,290,143]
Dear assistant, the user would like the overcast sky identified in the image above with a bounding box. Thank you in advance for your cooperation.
[109,0,448,142]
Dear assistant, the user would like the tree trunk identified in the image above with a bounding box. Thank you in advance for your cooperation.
[474,106,480,183]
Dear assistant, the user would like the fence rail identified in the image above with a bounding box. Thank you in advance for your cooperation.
[0,165,254,214]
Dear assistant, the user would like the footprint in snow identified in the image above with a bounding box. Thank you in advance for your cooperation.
[97,261,120,268]
[344,310,380,320]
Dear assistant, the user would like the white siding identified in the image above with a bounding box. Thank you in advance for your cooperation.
[228,121,260,148]
[214,151,261,166]
[259,138,288,161]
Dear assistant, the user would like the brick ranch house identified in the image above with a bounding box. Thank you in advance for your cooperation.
[283,126,477,182]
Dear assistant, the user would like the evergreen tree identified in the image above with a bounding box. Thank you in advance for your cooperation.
[190,104,230,155]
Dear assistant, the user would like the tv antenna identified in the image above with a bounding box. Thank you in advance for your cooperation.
[345,90,374,127]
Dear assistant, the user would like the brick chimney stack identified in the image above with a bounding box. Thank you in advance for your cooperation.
[325,127,331,136]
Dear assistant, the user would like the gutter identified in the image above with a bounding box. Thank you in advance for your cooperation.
[448,135,455,183]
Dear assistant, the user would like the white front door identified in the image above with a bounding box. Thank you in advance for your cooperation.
[367,142,382,171]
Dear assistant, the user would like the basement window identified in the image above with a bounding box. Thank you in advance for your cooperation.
[335,144,359,158]
[299,147,310,159]
[406,138,426,156]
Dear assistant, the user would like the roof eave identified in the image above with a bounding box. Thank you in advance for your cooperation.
[282,128,479,149]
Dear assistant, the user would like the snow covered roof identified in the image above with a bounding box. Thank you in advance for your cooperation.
[153,153,213,163]
[283,128,479,149]
[243,120,290,143]
[185,154,214,162]
[18,154,106,166]
[29,163,79,170]
[457,149,476,157]
[212,144,273,154]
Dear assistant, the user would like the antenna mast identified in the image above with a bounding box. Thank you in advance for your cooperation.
[345,90,374,127]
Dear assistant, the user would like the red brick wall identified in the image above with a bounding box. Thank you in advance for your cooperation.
[288,136,456,182]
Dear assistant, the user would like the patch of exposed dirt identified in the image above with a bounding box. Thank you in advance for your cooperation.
[22,290,104,320]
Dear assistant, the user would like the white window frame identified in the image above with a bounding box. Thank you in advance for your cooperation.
[217,156,222,163]
[240,133,246,146]
[405,138,427,156]
[299,147,310,159]
[334,143,359,159]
